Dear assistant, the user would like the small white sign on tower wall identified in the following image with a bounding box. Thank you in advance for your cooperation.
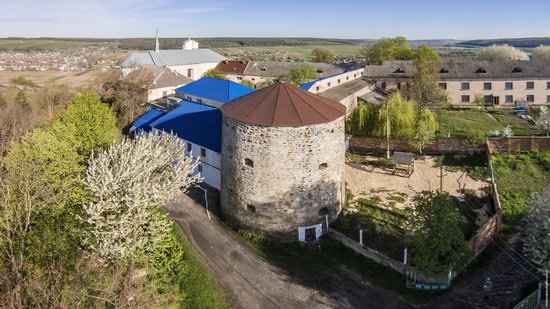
[297,224,323,242]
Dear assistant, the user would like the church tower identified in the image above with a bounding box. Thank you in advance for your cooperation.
[154,29,160,52]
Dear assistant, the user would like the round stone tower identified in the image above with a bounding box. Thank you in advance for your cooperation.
[219,83,346,241]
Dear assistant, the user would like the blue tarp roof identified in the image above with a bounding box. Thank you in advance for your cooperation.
[175,77,254,104]
[133,109,166,131]
[150,100,222,153]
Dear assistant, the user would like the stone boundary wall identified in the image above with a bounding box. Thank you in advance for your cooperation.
[328,229,407,274]
[348,136,484,155]
[487,137,550,155]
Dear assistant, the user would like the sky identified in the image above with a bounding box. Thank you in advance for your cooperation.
[1,0,550,40]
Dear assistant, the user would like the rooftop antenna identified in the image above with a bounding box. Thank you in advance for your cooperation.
[154,29,160,52]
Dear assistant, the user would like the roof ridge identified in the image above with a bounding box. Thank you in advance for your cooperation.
[282,83,304,126]
[301,87,347,114]
[286,86,330,123]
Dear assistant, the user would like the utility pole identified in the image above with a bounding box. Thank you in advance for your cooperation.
[386,112,390,159]
[439,165,443,191]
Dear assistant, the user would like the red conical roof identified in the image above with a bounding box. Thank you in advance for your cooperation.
[220,83,346,127]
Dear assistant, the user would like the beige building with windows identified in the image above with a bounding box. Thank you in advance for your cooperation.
[364,60,550,106]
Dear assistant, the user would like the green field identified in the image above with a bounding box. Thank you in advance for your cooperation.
[0,39,107,51]
[214,44,361,61]
[437,108,537,138]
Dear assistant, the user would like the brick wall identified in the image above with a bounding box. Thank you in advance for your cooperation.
[487,137,550,155]
[348,136,485,155]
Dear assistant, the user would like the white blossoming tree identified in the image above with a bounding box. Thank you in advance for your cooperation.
[477,44,529,61]
[523,187,550,273]
[84,132,201,261]
[537,106,550,137]
[532,45,550,60]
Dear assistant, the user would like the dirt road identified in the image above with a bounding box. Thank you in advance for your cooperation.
[165,194,414,309]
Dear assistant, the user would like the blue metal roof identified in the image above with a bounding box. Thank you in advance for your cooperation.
[150,101,222,153]
[299,71,350,91]
[175,77,255,104]
[133,108,166,131]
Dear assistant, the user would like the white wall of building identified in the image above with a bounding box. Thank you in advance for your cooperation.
[306,68,365,94]
[176,92,224,108]
[169,62,220,80]
[147,85,185,101]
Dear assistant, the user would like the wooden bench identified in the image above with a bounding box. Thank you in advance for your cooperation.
[391,152,415,177]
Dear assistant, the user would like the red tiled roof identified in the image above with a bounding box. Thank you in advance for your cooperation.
[220,83,346,127]
[215,60,248,75]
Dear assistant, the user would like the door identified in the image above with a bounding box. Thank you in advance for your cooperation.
[493,96,500,106]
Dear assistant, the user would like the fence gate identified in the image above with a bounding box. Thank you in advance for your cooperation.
[405,267,452,290]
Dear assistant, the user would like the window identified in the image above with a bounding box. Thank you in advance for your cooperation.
[186,96,192,101]
[406,82,410,88]
[381,82,387,90]
[237,76,243,80]
[484,95,493,104]
[162,90,168,97]
[346,76,349,81]
[475,68,487,73]
[246,205,256,213]
[547,95,550,102]
[505,95,513,103]
[394,68,405,73]
[200,148,206,158]
[198,164,203,172]
[327,82,331,87]
[512,67,522,73]
[353,74,357,78]
[461,95,470,103]
[244,158,253,167]
[439,82,447,90]
[197,98,202,104]
[505,82,513,90]
[337,79,341,84]
[461,82,470,90]
[547,82,550,89]
[319,163,328,170]
[315,86,320,91]
[484,82,492,90]
[439,68,449,73]
[527,95,535,102]
[526,82,534,89]
[397,82,401,90]
[318,207,329,216]
[186,142,192,152]
[187,68,193,78]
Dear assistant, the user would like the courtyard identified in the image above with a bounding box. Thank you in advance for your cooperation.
[335,153,492,260]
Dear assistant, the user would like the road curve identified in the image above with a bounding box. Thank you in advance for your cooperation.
[165,194,413,309]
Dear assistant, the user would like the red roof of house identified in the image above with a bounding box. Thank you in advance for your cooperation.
[220,83,346,127]
[215,60,248,75]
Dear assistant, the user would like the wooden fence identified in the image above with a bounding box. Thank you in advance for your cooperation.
[487,136,550,156]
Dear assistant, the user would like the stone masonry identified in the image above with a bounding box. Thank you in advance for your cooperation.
[220,115,346,241]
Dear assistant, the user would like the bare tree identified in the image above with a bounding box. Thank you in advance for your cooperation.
[84,132,201,261]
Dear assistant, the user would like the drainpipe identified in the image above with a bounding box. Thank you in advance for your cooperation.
[197,186,211,221]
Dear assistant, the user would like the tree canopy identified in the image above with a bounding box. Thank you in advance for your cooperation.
[414,107,438,154]
[286,64,318,85]
[477,44,529,61]
[409,60,448,109]
[409,191,471,277]
[522,186,550,273]
[202,69,228,80]
[361,37,440,64]
[311,48,335,63]
[531,45,550,60]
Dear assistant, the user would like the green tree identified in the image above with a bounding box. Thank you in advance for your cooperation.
[286,64,318,85]
[361,36,415,65]
[415,45,440,61]
[241,79,255,88]
[414,107,438,154]
[376,93,417,157]
[15,89,31,112]
[522,186,550,273]
[311,48,335,63]
[410,191,471,277]
[202,69,228,79]
[409,60,448,109]
[54,91,119,158]
[347,102,378,136]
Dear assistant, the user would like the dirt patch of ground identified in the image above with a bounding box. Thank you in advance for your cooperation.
[0,70,106,89]
[345,156,489,210]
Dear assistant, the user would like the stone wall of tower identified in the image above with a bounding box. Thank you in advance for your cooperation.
[220,115,346,241]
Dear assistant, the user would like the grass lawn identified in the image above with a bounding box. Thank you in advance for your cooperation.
[492,151,550,225]
[437,108,537,138]
[173,226,229,309]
